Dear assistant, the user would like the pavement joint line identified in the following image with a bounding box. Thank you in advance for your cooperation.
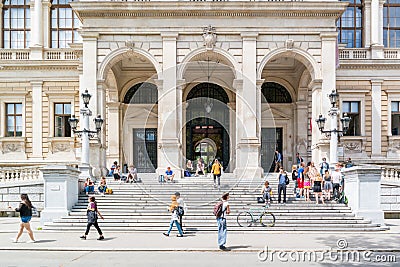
[0,247,399,253]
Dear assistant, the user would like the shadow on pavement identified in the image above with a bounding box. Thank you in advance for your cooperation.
[34,240,56,243]
[227,245,252,250]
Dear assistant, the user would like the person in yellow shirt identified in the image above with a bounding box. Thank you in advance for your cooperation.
[211,159,223,189]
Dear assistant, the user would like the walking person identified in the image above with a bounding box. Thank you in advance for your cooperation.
[297,162,305,198]
[332,164,343,200]
[211,158,223,189]
[277,168,288,203]
[216,192,230,250]
[80,196,104,240]
[175,192,187,233]
[163,195,184,237]
[313,173,324,205]
[291,165,298,197]
[9,194,36,243]
[274,150,282,172]
[295,152,303,168]
[319,158,330,176]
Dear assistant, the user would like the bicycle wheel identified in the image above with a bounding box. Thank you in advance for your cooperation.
[237,212,254,227]
[260,212,275,227]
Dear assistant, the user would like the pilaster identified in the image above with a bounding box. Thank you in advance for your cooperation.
[31,80,43,159]
[363,0,372,47]
[371,79,383,157]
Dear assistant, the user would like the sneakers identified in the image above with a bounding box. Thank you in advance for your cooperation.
[163,233,169,237]
[11,238,18,243]
[80,235,86,240]
[219,245,228,250]
[27,240,36,243]
[176,234,184,237]
[97,236,104,240]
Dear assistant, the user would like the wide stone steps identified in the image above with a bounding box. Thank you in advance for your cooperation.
[43,174,387,232]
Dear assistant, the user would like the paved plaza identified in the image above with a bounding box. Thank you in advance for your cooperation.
[1,217,399,266]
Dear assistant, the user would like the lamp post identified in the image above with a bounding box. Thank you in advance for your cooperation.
[315,90,351,166]
[68,89,104,179]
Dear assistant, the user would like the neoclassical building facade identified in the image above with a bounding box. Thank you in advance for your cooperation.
[0,0,399,178]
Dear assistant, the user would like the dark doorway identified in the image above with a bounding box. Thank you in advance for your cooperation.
[185,83,230,170]
[261,128,283,173]
[133,128,157,173]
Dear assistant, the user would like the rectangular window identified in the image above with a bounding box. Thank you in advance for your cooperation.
[391,101,400,135]
[54,103,71,137]
[384,1,400,47]
[337,0,363,48]
[342,101,360,136]
[6,103,22,137]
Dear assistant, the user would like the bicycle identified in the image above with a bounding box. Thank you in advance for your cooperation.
[236,204,275,227]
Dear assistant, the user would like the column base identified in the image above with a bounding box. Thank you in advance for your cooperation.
[234,167,264,180]
[356,210,387,227]
[40,209,69,225]
[78,164,93,179]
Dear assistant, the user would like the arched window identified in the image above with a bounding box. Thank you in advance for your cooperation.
[384,0,400,47]
[2,0,31,48]
[51,0,81,48]
[123,82,158,104]
[337,0,363,48]
[186,82,229,104]
[261,82,292,103]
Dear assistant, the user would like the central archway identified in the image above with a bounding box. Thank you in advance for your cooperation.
[185,82,230,171]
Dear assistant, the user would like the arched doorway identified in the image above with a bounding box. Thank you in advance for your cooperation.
[185,82,230,171]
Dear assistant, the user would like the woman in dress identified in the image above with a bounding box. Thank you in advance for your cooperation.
[307,162,320,202]
[80,196,104,240]
[10,194,36,243]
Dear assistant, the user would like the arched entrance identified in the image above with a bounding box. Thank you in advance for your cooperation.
[185,82,230,171]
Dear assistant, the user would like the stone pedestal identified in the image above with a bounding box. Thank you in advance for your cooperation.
[343,166,386,227]
[40,165,81,225]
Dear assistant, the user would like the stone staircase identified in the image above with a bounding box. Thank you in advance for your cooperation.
[43,173,386,232]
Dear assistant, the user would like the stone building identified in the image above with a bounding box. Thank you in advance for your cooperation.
[0,0,399,178]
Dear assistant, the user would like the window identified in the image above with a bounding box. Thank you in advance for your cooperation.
[342,101,360,136]
[384,0,400,47]
[54,103,71,137]
[261,82,292,103]
[6,103,22,137]
[337,0,363,48]
[391,101,400,135]
[123,83,158,104]
[51,0,81,48]
[2,0,31,48]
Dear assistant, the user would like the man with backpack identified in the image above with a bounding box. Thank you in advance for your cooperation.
[213,192,230,250]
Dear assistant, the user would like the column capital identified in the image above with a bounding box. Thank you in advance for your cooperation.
[80,32,100,40]
[320,32,338,41]
[309,79,323,92]
[256,79,265,88]
[30,80,43,87]
[241,32,258,40]
[370,79,384,85]
[363,0,372,5]
[233,79,243,90]
[161,32,179,40]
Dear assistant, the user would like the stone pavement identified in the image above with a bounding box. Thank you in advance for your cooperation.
[1,217,400,252]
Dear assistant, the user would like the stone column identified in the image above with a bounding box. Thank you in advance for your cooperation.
[177,79,185,167]
[343,166,386,227]
[31,81,43,159]
[40,165,81,225]
[42,0,51,48]
[364,0,372,47]
[371,79,383,157]
[256,79,264,172]
[310,80,325,162]
[158,32,182,178]
[30,0,43,59]
[0,2,3,46]
[371,0,384,58]
[228,102,236,173]
[96,79,107,176]
[295,101,308,159]
[106,102,120,167]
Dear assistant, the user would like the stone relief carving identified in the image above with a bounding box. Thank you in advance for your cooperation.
[125,40,135,50]
[285,39,294,50]
[0,138,25,154]
[202,25,217,50]
[388,138,400,153]
[4,143,21,153]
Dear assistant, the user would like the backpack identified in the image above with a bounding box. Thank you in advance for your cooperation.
[105,188,113,194]
[285,174,290,185]
[213,201,224,218]
[176,206,185,217]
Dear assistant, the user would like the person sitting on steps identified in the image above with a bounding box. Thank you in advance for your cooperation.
[165,167,175,182]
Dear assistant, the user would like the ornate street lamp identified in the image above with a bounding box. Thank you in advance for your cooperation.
[68,89,104,178]
[315,90,351,166]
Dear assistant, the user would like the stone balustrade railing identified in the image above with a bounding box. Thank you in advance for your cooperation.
[381,166,400,184]
[0,49,81,61]
[0,166,43,183]
[339,48,400,60]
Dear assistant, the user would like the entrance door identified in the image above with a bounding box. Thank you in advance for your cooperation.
[261,128,283,173]
[133,128,157,173]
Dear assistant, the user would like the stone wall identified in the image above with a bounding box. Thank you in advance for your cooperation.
[0,182,44,213]
[381,184,400,218]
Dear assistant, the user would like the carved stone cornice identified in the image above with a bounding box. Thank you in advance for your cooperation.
[0,64,79,71]
[71,2,349,20]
